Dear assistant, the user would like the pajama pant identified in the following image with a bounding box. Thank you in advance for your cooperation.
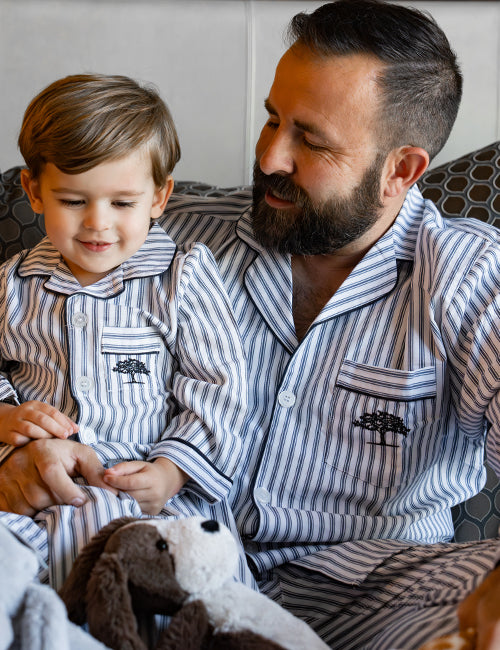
[258,538,500,650]
[1,486,499,650]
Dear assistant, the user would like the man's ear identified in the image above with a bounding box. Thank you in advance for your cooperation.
[381,147,430,199]
[20,169,45,214]
[151,176,174,220]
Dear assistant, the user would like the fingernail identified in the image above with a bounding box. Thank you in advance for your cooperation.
[71,498,84,507]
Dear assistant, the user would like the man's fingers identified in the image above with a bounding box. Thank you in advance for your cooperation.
[77,449,119,495]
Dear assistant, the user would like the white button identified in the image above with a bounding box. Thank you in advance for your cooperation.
[278,390,296,407]
[71,312,88,328]
[76,376,93,392]
[79,427,96,444]
[255,486,271,504]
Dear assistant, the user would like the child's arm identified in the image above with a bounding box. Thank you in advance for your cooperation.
[145,243,248,504]
[0,401,78,446]
[103,458,189,515]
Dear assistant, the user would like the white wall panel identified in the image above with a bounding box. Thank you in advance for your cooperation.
[0,0,249,185]
[0,0,499,185]
[409,2,500,168]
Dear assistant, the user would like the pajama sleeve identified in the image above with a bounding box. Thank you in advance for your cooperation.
[147,242,247,503]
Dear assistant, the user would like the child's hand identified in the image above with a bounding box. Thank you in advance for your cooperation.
[0,401,79,446]
[102,457,189,515]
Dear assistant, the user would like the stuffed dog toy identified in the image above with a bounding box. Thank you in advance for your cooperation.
[59,516,329,650]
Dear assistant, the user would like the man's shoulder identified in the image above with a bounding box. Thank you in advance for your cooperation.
[160,190,253,251]
[416,200,500,300]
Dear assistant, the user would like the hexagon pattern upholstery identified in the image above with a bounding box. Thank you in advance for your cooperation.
[1,142,500,541]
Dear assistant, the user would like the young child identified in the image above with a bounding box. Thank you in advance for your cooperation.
[0,74,247,590]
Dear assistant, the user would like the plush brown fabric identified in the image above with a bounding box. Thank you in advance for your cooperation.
[59,517,188,649]
[59,517,290,650]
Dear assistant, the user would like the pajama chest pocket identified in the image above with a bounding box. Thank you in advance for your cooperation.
[101,327,164,395]
[328,360,438,488]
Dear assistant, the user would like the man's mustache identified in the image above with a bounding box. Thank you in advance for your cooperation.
[253,164,308,206]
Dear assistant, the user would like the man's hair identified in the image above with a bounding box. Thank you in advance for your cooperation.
[18,73,181,187]
[287,0,462,160]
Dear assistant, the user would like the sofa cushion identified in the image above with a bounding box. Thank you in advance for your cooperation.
[418,141,500,228]
[0,166,46,264]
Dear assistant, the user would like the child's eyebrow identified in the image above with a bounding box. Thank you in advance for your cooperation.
[51,188,146,196]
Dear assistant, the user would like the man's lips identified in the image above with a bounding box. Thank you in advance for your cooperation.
[264,189,296,209]
[79,240,114,252]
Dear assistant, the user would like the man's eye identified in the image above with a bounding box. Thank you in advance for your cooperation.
[303,138,325,152]
[265,119,279,130]
[304,141,326,152]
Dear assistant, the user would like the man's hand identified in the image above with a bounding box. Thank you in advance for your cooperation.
[103,457,189,515]
[0,438,114,516]
[0,401,78,446]
[457,564,500,650]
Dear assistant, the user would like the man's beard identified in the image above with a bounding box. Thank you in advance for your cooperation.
[251,155,385,255]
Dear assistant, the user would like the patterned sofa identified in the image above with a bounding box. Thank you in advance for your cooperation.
[1,141,500,541]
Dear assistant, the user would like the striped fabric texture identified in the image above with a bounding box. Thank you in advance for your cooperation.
[0,223,247,502]
[160,183,500,582]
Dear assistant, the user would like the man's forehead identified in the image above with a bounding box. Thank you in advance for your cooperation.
[276,44,383,88]
[268,45,383,132]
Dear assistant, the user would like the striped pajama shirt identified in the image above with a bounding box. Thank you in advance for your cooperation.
[158,184,500,649]
[0,223,247,588]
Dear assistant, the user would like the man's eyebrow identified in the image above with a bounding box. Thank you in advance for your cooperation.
[264,98,328,141]
[264,98,278,116]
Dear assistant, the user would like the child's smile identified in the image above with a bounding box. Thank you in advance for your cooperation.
[22,149,171,286]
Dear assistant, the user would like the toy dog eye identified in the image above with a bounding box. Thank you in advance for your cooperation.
[201,520,220,533]
[156,539,168,552]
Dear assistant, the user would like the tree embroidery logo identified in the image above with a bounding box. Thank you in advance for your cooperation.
[354,411,410,447]
[113,358,150,384]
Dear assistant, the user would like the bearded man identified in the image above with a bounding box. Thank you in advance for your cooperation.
[1,2,499,648]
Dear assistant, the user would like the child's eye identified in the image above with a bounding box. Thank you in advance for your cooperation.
[113,201,136,208]
[60,199,85,207]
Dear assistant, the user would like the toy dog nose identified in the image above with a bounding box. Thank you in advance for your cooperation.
[201,520,220,533]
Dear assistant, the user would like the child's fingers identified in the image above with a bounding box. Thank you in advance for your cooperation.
[7,401,78,441]
[24,402,78,439]
[103,461,148,490]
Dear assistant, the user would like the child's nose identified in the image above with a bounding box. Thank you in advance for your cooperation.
[83,205,111,231]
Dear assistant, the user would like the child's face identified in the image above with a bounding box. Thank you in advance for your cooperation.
[21,149,172,286]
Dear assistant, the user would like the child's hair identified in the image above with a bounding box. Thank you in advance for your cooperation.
[18,73,181,187]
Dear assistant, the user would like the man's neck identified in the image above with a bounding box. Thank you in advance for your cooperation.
[291,251,363,341]
[290,202,402,341]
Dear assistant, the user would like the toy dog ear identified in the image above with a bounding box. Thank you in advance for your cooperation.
[87,552,146,650]
[58,516,138,624]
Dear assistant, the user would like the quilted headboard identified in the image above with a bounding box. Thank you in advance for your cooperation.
[1,142,500,541]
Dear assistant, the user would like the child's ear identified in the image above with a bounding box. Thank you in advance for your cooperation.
[20,169,45,214]
[151,176,174,220]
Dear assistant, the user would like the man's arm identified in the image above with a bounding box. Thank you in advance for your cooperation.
[0,438,114,516]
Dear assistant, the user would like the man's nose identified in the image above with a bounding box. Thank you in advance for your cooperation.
[257,129,295,176]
